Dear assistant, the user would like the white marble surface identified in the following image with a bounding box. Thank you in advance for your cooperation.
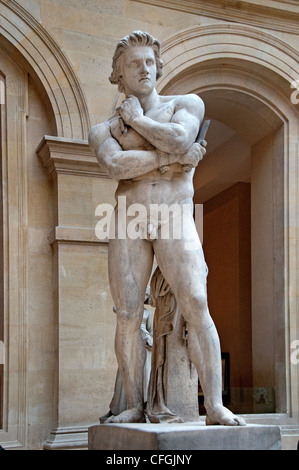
[88,422,281,450]
[89,32,245,427]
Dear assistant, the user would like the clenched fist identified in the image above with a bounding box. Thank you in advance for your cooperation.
[158,141,207,174]
[179,141,207,171]
[118,95,144,125]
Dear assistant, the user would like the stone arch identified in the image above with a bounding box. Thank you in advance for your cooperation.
[158,24,299,93]
[0,0,90,140]
[157,25,299,154]
[157,24,299,417]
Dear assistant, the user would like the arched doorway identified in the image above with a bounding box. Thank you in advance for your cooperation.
[196,87,284,414]
[158,25,299,418]
[0,40,58,442]
[168,74,284,415]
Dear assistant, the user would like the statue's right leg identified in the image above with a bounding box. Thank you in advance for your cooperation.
[106,234,154,423]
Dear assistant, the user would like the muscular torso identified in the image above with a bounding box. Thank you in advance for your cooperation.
[109,96,195,207]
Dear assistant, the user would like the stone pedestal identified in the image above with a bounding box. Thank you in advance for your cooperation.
[88,422,281,450]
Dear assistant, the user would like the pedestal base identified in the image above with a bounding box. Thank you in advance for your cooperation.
[88,422,281,450]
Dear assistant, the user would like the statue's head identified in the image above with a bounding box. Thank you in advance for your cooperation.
[109,31,163,92]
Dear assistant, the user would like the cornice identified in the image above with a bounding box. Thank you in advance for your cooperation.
[36,136,108,179]
[36,136,111,247]
[48,225,108,246]
[133,0,299,35]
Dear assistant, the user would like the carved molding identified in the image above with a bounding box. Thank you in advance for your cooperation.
[36,136,107,179]
[43,425,89,450]
[0,45,28,448]
[48,226,107,246]
[156,23,299,95]
[0,0,90,139]
[36,136,110,247]
[133,0,299,34]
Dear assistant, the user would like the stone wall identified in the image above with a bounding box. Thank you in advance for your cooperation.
[0,0,298,449]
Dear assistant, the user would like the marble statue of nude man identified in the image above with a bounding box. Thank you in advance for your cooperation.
[89,31,245,426]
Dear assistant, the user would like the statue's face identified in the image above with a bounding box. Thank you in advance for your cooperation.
[119,46,157,97]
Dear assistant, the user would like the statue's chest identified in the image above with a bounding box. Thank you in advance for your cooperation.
[109,101,175,150]
[145,103,175,123]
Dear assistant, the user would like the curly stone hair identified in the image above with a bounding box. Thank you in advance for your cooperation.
[109,31,163,92]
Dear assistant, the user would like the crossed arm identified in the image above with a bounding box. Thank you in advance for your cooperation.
[89,124,162,180]
[88,94,205,181]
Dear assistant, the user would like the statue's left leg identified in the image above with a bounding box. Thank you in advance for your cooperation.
[153,216,246,426]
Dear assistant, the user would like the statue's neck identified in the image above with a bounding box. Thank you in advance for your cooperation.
[127,89,160,114]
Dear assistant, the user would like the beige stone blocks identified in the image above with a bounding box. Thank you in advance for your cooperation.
[0,0,299,450]
[57,243,116,425]
[36,136,118,444]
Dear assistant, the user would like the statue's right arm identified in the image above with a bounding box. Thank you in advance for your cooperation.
[88,122,161,181]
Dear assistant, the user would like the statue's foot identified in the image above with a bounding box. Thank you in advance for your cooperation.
[105,408,146,424]
[206,404,246,426]
[99,410,112,424]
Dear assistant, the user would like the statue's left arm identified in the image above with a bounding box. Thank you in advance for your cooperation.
[119,94,204,155]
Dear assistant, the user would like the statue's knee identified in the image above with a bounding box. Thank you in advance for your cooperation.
[188,289,208,312]
[115,306,141,328]
[182,290,212,329]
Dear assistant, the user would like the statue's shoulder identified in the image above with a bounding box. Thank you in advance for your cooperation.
[173,93,204,115]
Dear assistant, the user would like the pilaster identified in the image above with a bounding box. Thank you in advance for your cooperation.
[36,136,117,449]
